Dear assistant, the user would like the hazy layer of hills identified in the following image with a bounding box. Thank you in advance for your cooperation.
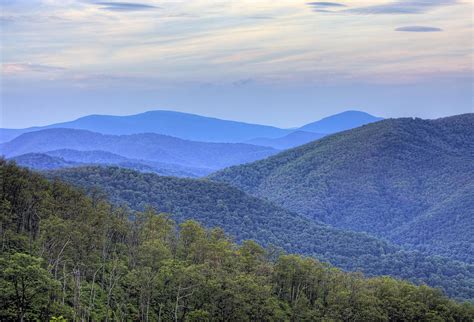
[210,114,474,263]
[11,151,209,177]
[0,110,382,144]
[48,166,474,300]
[1,110,383,176]
[300,110,383,133]
[1,128,277,172]
[246,131,326,149]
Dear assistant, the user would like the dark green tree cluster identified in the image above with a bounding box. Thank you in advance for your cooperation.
[1,160,474,321]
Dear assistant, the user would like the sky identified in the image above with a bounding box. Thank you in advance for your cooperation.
[1,0,473,128]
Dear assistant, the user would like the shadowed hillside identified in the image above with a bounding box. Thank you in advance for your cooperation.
[210,114,474,263]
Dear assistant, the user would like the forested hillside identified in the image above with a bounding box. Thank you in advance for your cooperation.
[49,166,474,301]
[210,114,474,263]
[1,160,473,321]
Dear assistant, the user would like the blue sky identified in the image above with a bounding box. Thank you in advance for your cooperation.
[1,0,473,128]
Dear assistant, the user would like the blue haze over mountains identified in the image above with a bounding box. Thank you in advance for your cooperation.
[0,110,381,144]
[0,110,383,174]
[2,108,474,302]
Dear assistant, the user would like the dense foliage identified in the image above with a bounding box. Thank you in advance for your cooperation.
[1,161,473,321]
[210,115,474,263]
[49,166,474,301]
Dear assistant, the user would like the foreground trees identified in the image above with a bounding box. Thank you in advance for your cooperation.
[1,160,473,321]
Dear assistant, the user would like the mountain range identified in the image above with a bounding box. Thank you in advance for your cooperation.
[210,114,474,263]
[1,110,383,175]
[0,110,382,144]
[0,128,277,172]
[2,110,473,302]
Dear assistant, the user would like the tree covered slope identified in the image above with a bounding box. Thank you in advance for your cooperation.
[0,128,278,170]
[2,161,473,320]
[11,153,79,170]
[210,114,474,263]
[48,166,474,300]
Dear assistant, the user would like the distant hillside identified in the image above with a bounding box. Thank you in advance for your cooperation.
[11,153,79,170]
[11,151,207,177]
[49,166,474,300]
[246,131,326,149]
[0,110,291,143]
[44,149,210,177]
[0,110,382,144]
[299,110,383,134]
[0,128,278,170]
[210,114,474,263]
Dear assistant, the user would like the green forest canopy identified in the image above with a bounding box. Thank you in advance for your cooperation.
[50,165,474,301]
[1,160,474,321]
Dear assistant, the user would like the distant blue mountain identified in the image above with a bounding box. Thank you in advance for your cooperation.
[11,150,210,177]
[0,110,382,144]
[0,128,278,170]
[0,110,291,143]
[246,131,326,149]
[299,110,383,134]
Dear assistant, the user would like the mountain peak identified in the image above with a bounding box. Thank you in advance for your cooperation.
[299,110,383,134]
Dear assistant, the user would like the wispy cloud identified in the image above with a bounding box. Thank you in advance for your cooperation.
[95,2,158,11]
[306,2,347,7]
[395,26,443,32]
[347,0,457,15]
[1,63,66,75]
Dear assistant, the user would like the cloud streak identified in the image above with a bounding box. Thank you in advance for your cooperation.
[95,2,158,11]
[395,26,443,32]
[306,2,347,7]
[347,0,457,15]
[2,63,66,75]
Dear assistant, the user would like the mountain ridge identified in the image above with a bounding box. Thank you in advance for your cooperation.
[209,114,474,263]
[0,128,278,171]
[0,110,383,143]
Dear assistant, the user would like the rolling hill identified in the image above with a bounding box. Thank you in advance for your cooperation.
[0,128,278,171]
[299,110,383,133]
[246,131,326,149]
[11,153,79,170]
[0,110,291,143]
[210,114,474,263]
[48,166,474,300]
[11,151,208,177]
